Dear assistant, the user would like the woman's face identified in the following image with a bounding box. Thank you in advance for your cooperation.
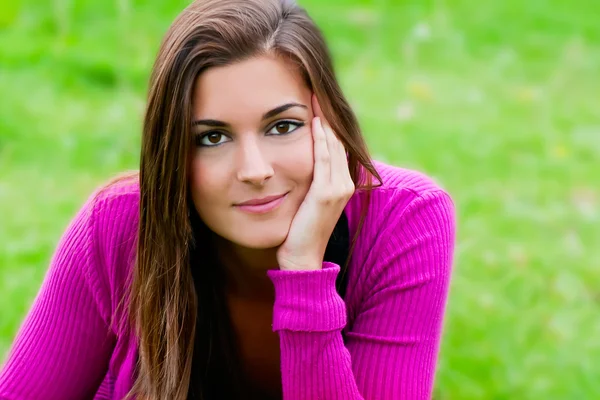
[190,55,315,249]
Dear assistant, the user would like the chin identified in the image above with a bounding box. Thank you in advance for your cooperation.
[235,234,287,250]
[224,217,293,250]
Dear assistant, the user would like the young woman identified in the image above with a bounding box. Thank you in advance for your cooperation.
[0,0,455,399]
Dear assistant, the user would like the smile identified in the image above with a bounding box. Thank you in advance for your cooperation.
[234,192,289,214]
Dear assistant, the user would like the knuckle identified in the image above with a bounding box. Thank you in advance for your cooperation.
[315,130,326,139]
[317,191,334,204]
[317,153,330,163]
[333,187,350,201]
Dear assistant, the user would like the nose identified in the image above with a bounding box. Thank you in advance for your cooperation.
[236,138,274,185]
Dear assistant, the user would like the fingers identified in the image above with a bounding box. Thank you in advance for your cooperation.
[322,116,345,182]
[312,95,343,155]
[312,94,354,197]
[327,123,354,193]
[312,116,354,192]
[311,116,330,187]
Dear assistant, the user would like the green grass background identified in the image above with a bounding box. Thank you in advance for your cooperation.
[1,0,598,398]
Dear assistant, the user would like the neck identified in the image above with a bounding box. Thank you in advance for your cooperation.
[215,237,278,300]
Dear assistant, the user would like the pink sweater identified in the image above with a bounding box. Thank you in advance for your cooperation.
[0,161,455,400]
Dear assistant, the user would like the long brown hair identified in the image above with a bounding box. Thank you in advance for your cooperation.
[126,0,381,398]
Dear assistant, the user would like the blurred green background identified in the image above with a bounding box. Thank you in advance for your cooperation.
[1,0,599,398]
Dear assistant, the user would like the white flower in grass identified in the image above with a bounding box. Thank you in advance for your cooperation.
[395,102,415,122]
[412,22,431,41]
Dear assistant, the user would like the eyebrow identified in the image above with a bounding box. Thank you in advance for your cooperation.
[192,102,307,127]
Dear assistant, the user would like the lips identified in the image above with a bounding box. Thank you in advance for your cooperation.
[234,192,288,214]
[235,193,287,206]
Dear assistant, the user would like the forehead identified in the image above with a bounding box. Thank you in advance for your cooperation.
[192,55,311,120]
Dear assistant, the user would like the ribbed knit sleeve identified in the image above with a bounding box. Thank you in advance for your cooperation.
[267,189,455,400]
[0,195,115,400]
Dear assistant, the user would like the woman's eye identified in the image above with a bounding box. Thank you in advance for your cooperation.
[267,121,303,135]
[196,132,230,147]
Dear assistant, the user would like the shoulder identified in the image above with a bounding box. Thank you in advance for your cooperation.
[343,161,456,310]
[371,159,452,203]
[375,160,454,226]
[346,160,454,235]
[44,173,140,330]
[92,172,140,263]
[91,173,140,226]
[84,173,140,322]
[66,173,140,253]
[64,173,140,265]
[373,159,454,235]
[87,173,140,249]
[369,159,455,243]
[92,172,140,203]
[344,160,455,277]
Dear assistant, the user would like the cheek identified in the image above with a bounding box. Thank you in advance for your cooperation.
[189,156,228,212]
[278,132,314,184]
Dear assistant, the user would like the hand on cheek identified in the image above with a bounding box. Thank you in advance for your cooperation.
[276,94,355,271]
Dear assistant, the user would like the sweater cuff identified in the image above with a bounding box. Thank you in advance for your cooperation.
[267,262,347,332]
